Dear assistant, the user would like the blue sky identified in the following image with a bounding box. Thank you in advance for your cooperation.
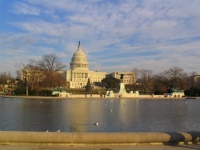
[1,0,200,76]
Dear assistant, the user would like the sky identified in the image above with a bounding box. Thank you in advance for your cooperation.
[1,0,200,76]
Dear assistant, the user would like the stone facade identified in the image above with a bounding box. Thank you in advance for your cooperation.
[66,42,136,88]
[191,75,200,87]
[108,72,135,85]
[66,42,106,88]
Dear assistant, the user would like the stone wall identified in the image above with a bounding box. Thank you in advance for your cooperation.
[0,131,200,144]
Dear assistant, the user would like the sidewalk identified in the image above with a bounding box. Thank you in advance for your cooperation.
[0,144,200,150]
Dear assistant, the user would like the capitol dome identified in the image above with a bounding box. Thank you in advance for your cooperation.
[70,42,88,70]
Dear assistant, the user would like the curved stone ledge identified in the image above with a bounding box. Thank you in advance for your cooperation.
[0,131,200,144]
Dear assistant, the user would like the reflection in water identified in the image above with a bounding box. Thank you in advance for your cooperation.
[66,100,89,132]
[119,99,138,131]
[0,97,200,132]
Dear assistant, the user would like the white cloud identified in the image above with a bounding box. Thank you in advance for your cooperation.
[11,2,41,15]
[1,0,200,75]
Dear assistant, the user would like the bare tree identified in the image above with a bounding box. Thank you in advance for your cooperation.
[152,74,168,94]
[17,60,45,96]
[138,69,154,94]
[38,54,66,89]
[163,66,188,90]
[17,67,29,96]
[26,61,45,91]
[0,72,14,94]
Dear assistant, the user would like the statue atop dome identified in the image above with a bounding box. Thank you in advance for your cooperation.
[77,41,82,51]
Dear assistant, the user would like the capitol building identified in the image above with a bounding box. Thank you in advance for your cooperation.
[66,42,136,88]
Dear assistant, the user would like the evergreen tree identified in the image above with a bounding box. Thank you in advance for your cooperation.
[101,76,120,90]
[85,78,92,95]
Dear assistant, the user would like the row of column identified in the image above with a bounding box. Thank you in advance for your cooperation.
[74,64,88,68]
[73,73,88,78]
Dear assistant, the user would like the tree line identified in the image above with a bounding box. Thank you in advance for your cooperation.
[0,54,200,96]
[0,53,66,96]
[131,67,200,96]
[100,66,200,96]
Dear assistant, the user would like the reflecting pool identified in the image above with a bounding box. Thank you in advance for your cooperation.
[0,97,200,132]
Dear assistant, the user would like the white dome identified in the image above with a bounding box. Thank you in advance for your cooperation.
[70,42,88,70]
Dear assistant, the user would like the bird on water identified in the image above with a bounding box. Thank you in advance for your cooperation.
[94,122,99,126]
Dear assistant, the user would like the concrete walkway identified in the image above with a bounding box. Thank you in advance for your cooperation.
[0,144,200,150]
